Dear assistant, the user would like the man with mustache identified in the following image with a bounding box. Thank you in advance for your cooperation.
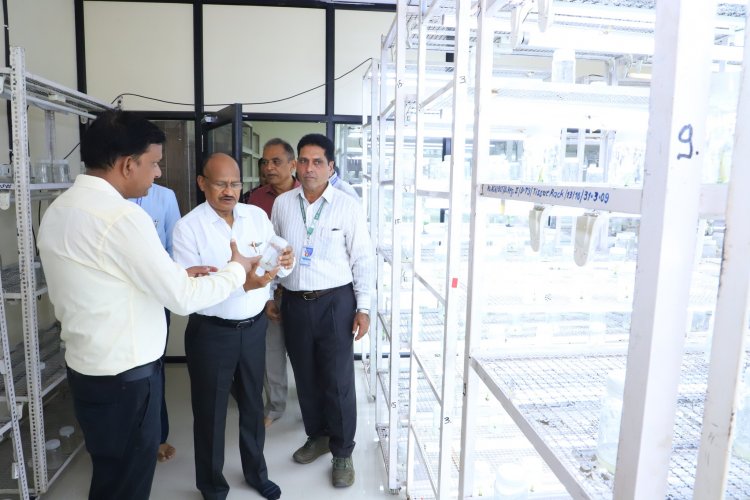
[244,138,299,428]
[173,153,294,500]
[269,133,374,488]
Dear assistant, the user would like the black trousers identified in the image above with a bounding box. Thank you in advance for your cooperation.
[185,312,268,500]
[67,362,162,500]
[161,308,171,444]
[282,284,357,458]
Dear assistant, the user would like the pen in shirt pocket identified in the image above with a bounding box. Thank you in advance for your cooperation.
[249,241,264,254]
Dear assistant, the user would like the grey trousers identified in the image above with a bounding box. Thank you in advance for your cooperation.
[264,317,288,420]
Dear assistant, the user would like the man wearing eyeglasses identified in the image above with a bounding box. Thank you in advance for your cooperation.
[172,152,294,500]
[243,138,300,429]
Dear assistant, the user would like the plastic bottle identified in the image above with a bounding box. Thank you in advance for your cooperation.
[59,425,76,454]
[45,438,64,469]
[596,369,626,473]
[255,235,288,275]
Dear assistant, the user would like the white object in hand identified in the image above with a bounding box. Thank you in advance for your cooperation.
[256,235,288,276]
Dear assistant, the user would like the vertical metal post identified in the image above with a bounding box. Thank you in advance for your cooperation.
[368,61,381,399]
[387,1,407,492]
[375,39,389,430]
[0,280,29,499]
[406,0,428,495]
[614,1,715,497]
[459,0,493,497]
[10,46,47,493]
[437,0,470,495]
[694,12,750,498]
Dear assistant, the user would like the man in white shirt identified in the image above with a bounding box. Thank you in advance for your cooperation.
[129,182,181,462]
[270,133,374,488]
[38,111,260,500]
[173,153,293,500]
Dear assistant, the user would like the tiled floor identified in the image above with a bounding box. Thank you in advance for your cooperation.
[45,362,405,499]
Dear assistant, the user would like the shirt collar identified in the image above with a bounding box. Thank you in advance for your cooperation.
[297,182,336,206]
[262,179,301,197]
[75,174,126,199]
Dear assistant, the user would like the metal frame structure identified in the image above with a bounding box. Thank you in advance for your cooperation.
[458,1,750,500]
[0,265,28,499]
[0,46,111,496]
[364,0,750,499]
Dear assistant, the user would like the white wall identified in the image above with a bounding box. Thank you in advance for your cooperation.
[83,2,194,111]
[253,121,326,154]
[334,10,394,116]
[204,5,326,115]
[0,0,80,343]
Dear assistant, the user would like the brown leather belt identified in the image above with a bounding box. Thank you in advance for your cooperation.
[282,283,351,301]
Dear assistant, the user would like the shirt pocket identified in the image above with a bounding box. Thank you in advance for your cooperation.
[317,223,347,249]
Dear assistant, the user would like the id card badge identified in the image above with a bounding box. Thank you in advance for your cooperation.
[300,245,314,266]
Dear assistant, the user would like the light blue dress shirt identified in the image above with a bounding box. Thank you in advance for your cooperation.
[129,183,181,257]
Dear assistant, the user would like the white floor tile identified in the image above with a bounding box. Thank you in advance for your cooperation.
[44,362,406,499]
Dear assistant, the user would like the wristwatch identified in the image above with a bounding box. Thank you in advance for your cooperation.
[357,308,370,315]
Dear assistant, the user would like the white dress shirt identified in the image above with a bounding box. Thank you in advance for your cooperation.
[38,175,246,376]
[271,183,374,310]
[172,202,292,320]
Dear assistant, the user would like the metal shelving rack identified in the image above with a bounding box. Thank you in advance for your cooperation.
[0,255,28,499]
[360,60,381,401]
[457,2,750,500]
[371,6,409,493]
[0,46,111,496]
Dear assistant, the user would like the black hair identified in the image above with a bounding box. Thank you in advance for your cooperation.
[263,138,295,161]
[297,133,334,163]
[80,110,166,170]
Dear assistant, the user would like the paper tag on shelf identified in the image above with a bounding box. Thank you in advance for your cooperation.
[0,191,9,210]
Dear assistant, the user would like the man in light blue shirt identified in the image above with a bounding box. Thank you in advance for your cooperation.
[129,182,181,462]
[329,168,360,200]
[131,183,181,256]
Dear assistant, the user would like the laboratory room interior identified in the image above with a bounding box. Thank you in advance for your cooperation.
[1,1,749,499]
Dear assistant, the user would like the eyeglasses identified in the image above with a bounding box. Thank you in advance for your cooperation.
[206,180,243,190]
[259,158,288,168]
[297,158,329,168]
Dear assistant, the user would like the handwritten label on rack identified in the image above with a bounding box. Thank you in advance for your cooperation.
[676,124,696,160]
[483,184,610,205]
[0,183,11,190]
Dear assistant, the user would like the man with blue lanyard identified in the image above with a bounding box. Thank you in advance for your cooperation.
[129,182,180,462]
[270,133,374,488]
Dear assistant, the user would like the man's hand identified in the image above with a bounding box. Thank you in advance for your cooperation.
[230,239,261,274]
[265,299,281,322]
[352,311,370,341]
[278,246,294,269]
[186,265,218,277]
[244,266,280,291]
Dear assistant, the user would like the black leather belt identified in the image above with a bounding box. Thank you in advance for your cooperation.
[194,310,264,329]
[283,283,351,301]
[68,359,161,383]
